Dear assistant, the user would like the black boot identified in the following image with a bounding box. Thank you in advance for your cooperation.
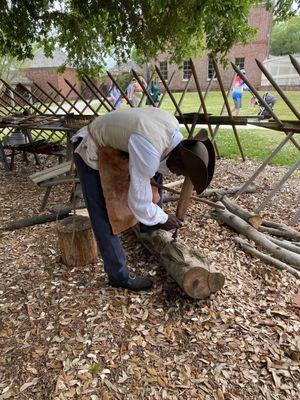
[109,272,153,291]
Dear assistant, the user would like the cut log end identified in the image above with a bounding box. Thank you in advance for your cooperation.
[182,267,225,299]
[248,215,262,229]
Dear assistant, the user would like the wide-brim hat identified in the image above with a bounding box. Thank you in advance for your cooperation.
[180,136,215,195]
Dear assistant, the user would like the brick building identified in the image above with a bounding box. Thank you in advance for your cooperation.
[148,6,272,91]
[23,49,81,100]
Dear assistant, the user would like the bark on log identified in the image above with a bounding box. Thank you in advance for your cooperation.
[220,195,262,229]
[133,226,225,299]
[57,215,98,267]
[259,226,300,242]
[234,237,300,280]
[262,219,297,231]
[3,208,70,231]
[210,203,300,269]
[201,183,257,197]
[164,179,184,189]
[163,184,257,203]
[266,236,300,255]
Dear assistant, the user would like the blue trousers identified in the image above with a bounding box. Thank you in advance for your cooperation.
[74,152,163,282]
[74,153,128,282]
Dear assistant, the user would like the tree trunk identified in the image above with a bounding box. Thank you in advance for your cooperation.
[57,215,98,267]
[133,226,225,299]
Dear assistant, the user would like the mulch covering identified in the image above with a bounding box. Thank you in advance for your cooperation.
[0,154,299,399]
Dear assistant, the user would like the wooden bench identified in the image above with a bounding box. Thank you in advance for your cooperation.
[29,161,79,210]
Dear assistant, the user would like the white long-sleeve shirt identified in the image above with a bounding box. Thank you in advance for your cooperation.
[72,128,182,226]
[128,132,182,225]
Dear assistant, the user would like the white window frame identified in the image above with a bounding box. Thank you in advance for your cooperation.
[235,57,245,71]
[207,60,217,81]
[182,60,192,81]
[159,61,168,81]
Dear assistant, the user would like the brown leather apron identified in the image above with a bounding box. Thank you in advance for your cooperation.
[87,125,159,234]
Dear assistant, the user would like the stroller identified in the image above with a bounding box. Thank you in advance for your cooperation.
[254,92,276,119]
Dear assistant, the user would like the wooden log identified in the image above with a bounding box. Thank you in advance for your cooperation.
[163,183,257,203]
[259,226,300,242]
[133,226,225,299]
[234,237,300,280]
[262,219,300,233]
[164,179,184,189]
[57,215,98,267]
[3,208,70,231]
[210,203,300,269]
[202,183,256,197]
[219,195,262,229]
[266,236,300,255]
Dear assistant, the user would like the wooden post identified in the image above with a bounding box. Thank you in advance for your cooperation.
[57,215,99,267]
[176,177,194,220]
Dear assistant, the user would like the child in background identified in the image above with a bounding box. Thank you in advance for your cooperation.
[231,70,249,116]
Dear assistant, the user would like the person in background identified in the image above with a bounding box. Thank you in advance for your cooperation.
[108,84,122,109]
[125,79,135,106]
[231,70,249,116]
[146,79,160,107]
[132,76,147,107]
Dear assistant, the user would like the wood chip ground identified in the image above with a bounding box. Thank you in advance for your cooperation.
[0,155,299,399]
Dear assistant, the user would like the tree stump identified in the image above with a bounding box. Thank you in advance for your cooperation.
[57,215,98,267]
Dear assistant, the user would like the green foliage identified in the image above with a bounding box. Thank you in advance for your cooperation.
[0,1,298,76]
[114,72,133,90]
[270,16,300,56]
[0,55,29,84]
[267,0,300,22]
[130,47,145,67]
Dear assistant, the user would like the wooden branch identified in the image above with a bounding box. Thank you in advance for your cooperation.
[234,237,300,280]
[210,203,300,269]
[202,184,257,197]
[266,236,300,255]
[164,179,184,189]
[219,195,262,229]
[163,184,257,203]
[262,219,300,233]
[3,209,70,231]
[259,226,300,242]
[133,226,225,299]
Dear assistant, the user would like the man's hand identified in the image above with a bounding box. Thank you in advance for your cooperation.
[159,214,182,231]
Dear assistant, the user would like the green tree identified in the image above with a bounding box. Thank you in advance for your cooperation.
[0,1,298,76]
[270,15,300,56]
[0,55,29,84]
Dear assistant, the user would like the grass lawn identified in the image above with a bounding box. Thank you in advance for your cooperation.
[160,90,300,120]
[160,90,299,167]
